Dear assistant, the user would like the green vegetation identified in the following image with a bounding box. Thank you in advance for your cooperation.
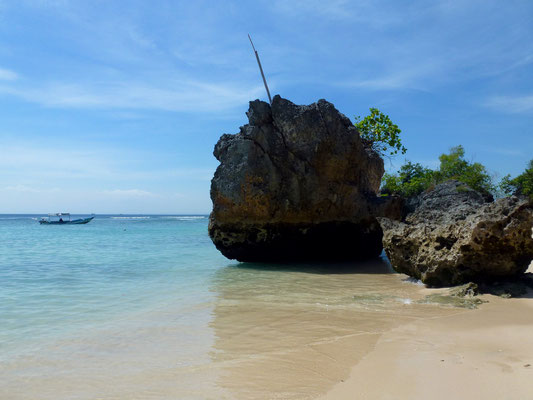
[435,145,495,196]
[381,161,435,197]
[500,160,533,199]
[382,145,495,197]
[354,108,406,157]
[353,108,524,200]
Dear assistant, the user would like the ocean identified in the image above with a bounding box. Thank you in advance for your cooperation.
[0,214,453,399]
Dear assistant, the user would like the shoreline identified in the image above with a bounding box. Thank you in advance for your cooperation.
[3,254,533,399]
[321,292,533,400]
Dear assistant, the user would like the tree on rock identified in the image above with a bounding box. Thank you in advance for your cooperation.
[381,145,495,198]
[500,159,533,199]
[354,108,407,157]
[381,161,435,197]
[434,145,494,198]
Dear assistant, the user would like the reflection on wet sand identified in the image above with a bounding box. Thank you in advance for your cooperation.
[209,257,457,399]
[1,257,463,400]
[0,302,225,400]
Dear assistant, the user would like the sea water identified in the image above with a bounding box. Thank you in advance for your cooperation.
[0,215,223,360]
[0,215,452,399]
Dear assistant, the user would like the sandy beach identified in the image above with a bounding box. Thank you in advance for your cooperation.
[3,256,533,399]
[2,1,533,399]
[322,292,533,400]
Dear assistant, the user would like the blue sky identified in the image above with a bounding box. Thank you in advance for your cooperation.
[1,0,532,213]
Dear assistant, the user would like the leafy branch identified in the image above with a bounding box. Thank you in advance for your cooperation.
[354,108,407,157]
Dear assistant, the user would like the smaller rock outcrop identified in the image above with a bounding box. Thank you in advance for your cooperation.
[380,180,533,287]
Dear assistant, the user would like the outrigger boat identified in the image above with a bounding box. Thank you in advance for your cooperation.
[39,213,94,225]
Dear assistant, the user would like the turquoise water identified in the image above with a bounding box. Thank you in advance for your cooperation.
[0,214,225,360]
[1,214,439,399]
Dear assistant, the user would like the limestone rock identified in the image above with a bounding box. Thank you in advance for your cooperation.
[209,95,400,262]
[449,282,479,297]
[380,180,533,287]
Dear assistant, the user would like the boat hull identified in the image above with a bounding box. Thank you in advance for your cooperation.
[39,217,94,225]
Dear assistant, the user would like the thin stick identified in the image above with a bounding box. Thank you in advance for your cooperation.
[248,34,272,104]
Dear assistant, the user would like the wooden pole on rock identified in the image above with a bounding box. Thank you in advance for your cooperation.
[248,34,272,105]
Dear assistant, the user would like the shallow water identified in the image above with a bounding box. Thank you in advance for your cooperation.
[0,215,456,399]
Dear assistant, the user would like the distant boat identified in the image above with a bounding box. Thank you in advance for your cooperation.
[39,213,94,225]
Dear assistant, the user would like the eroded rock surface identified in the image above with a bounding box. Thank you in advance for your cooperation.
[209,95,401,261]
[380,180,533,286]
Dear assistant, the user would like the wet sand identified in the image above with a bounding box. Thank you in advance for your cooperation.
[322,294,533,400]
[209,261,461,399]
[322,262,533,400]
[2,259,533,399]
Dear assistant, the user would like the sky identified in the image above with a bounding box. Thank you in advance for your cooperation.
[0,0,532,214]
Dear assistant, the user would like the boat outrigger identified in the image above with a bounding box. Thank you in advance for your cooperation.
[39,213,94,225]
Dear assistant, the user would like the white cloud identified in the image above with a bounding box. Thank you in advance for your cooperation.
[348,71,427,91]
[101,189,157,198]
[0,142,217,183]
[0,2,264,113]
[4,184,59,193]
[273,0,352,20]
[0,144,116,180]
[0,67,17,81]
[0,186,198,214]
[272,0,410,26]
[0,140,214,213]
[484,95,533,114]
[271,1,533,93]
[342,56,446,91]
[0,80,263,113]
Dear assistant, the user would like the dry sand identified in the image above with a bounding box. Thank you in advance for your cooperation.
[322,294,533,400]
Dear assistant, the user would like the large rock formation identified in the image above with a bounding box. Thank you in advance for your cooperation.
[209,95,401,262]
[380,180,533,287]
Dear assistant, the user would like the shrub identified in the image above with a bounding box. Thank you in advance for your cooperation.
[354,108,407,157]
[500,160,533,199]
[434,145,494,196]
[381,162,435,197]
[382,146,495,197]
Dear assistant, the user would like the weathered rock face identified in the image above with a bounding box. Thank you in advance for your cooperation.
[380,180,533,287]
[209,95,401,262]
